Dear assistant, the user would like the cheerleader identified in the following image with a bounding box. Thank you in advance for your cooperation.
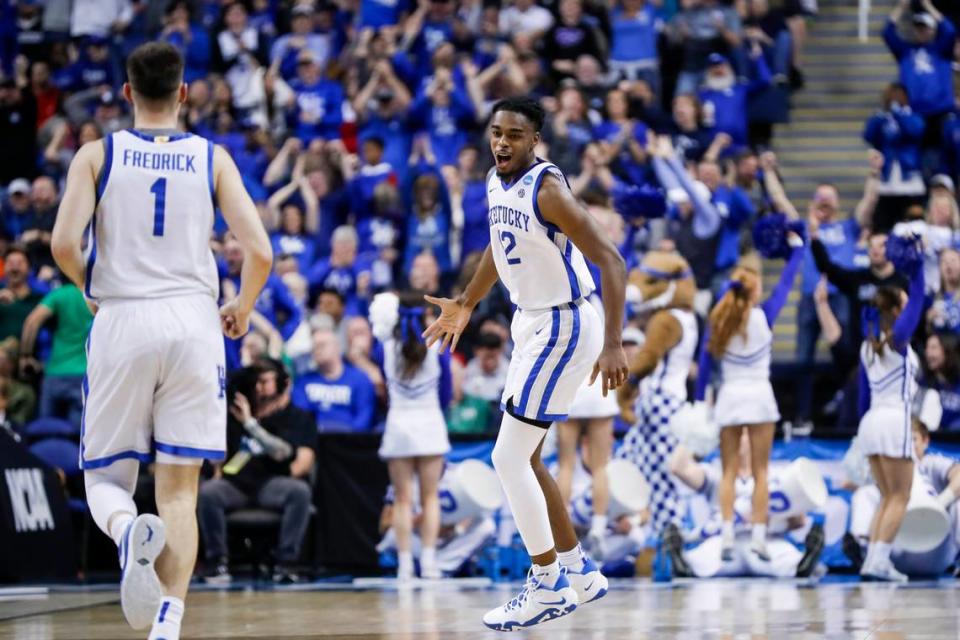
[370,291,452,580]
[856,242,925,582]
[695,234,803,562]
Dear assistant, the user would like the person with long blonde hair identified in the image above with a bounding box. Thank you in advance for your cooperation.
[695,234,803,561]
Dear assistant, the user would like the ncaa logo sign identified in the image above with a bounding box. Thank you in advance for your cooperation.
[522,175,534,185]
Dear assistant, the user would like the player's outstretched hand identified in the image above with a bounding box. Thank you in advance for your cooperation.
[219,298,251,340]
[422,295,472,353]
[591,345,629,397]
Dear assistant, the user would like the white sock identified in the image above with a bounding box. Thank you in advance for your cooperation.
[398,551,414,576]
[491,413,554,557]
[108,512,135,548]
[752,523,767,547]
[721,521,734,546]
[873,541,892,565]
[590,514,608,535]
[533,559,561,588]
[147,597,184,640]
[557,544,584,572]
[862,543,876,570]
[421,547,436,568]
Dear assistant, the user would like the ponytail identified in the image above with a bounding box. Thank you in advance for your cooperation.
[707,267,759,358]
[396,291,429,380]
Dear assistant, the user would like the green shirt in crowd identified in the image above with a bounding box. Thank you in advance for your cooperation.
[0,289,44,342]
[40,284,92,377]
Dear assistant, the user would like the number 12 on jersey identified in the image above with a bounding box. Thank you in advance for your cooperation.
[150,177,166,237]
[499,230,521,265]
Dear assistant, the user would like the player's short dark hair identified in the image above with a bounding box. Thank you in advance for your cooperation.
[491,97,546,132]
[126,42,184,101]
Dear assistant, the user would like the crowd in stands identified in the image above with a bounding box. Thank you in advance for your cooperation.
[1,0,960,533]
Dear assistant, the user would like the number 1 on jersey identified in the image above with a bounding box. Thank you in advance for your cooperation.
[499,230,521,265]
[150,177,166,237]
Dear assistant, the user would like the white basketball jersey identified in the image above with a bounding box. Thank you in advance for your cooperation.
[860,340,919,409]
[87,129,219,301]
[644,309,698,401]
[383,338,442,413]
[719,308,772,383]
[486,161,595,310]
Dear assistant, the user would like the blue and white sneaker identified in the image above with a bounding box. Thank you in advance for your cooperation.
[564,555,608,605]
[482,567,579,632]
[118,514,166,629]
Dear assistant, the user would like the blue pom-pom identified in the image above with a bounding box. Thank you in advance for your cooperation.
[612,182,667,220]
[885,233,923,276]
[752,213,793,259]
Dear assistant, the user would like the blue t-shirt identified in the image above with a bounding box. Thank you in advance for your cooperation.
[801,218,861,295]
[713,185,756,271]
[271,232,317,273]
[288,78,345,142]
[404,210,452,273]
[884,18,956,117]
[610,5,661,63]
[292,365,377,432]
[359,0,409,28]
[164,25,211,83]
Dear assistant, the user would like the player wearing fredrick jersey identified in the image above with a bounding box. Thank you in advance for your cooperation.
[423,97,628,632]
[51,43,272,640]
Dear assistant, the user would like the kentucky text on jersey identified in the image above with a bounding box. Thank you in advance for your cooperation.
[488,204,530,232]
[122,148,197,173]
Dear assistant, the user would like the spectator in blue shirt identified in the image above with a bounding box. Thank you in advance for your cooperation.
[400,0,456,77]
[928,248,960,334]
[287,49,345,143]
[403,169,453,275]
[698,50,771,150]
[594,88,651,187]
[406,66,476,168]
[696,158,756,286]
[353,54,414,183]
[349,136,398,221]
[55,36,115,93]
[668,93,716,163]
[794,184,861,428]
[609,0,662,94]
[161,1,212,84]
[308,225,369,312]
[883,1,955,144]
[267,178,319,276]
[270,4,332,81]
[293,327,377,432]
[450,145,490,260]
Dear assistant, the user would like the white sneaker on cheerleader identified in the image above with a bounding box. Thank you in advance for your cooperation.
[119,514,166,630]
[861,558,908,583]
[564,555,608,606]
[482,568,579,632]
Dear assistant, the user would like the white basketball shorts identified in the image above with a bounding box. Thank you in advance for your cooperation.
[501,298,603,423]
[80,294,227,470]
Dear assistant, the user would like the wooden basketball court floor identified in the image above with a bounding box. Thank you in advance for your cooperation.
[1,577,959,639]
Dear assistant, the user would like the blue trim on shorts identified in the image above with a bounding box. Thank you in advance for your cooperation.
[537,303,581,419]
[82,449,154,470]
[517,308,561,416]
[154,440,226,460]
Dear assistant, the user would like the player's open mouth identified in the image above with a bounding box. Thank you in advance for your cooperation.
[495,152,511,168]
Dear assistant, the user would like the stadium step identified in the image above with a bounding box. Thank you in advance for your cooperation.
[768,0,896,360]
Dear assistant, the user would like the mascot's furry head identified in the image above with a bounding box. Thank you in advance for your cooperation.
[626,251,696,315]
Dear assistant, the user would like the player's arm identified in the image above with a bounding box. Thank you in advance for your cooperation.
[214,145,273,338]
[422,246,499,353]
[538,174,629,394]
[51,141,102,291]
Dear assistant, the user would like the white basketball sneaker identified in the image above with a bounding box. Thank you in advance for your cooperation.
[119,514,166,629]
[482,568,579,632]
[564,555,609,606]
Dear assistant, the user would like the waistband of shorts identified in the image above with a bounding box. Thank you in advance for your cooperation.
[97,292,217,308]
[517,297,587,314]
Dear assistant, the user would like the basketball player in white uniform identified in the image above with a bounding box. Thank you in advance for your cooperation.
[423,97,628,631]
[51,43,272,640]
